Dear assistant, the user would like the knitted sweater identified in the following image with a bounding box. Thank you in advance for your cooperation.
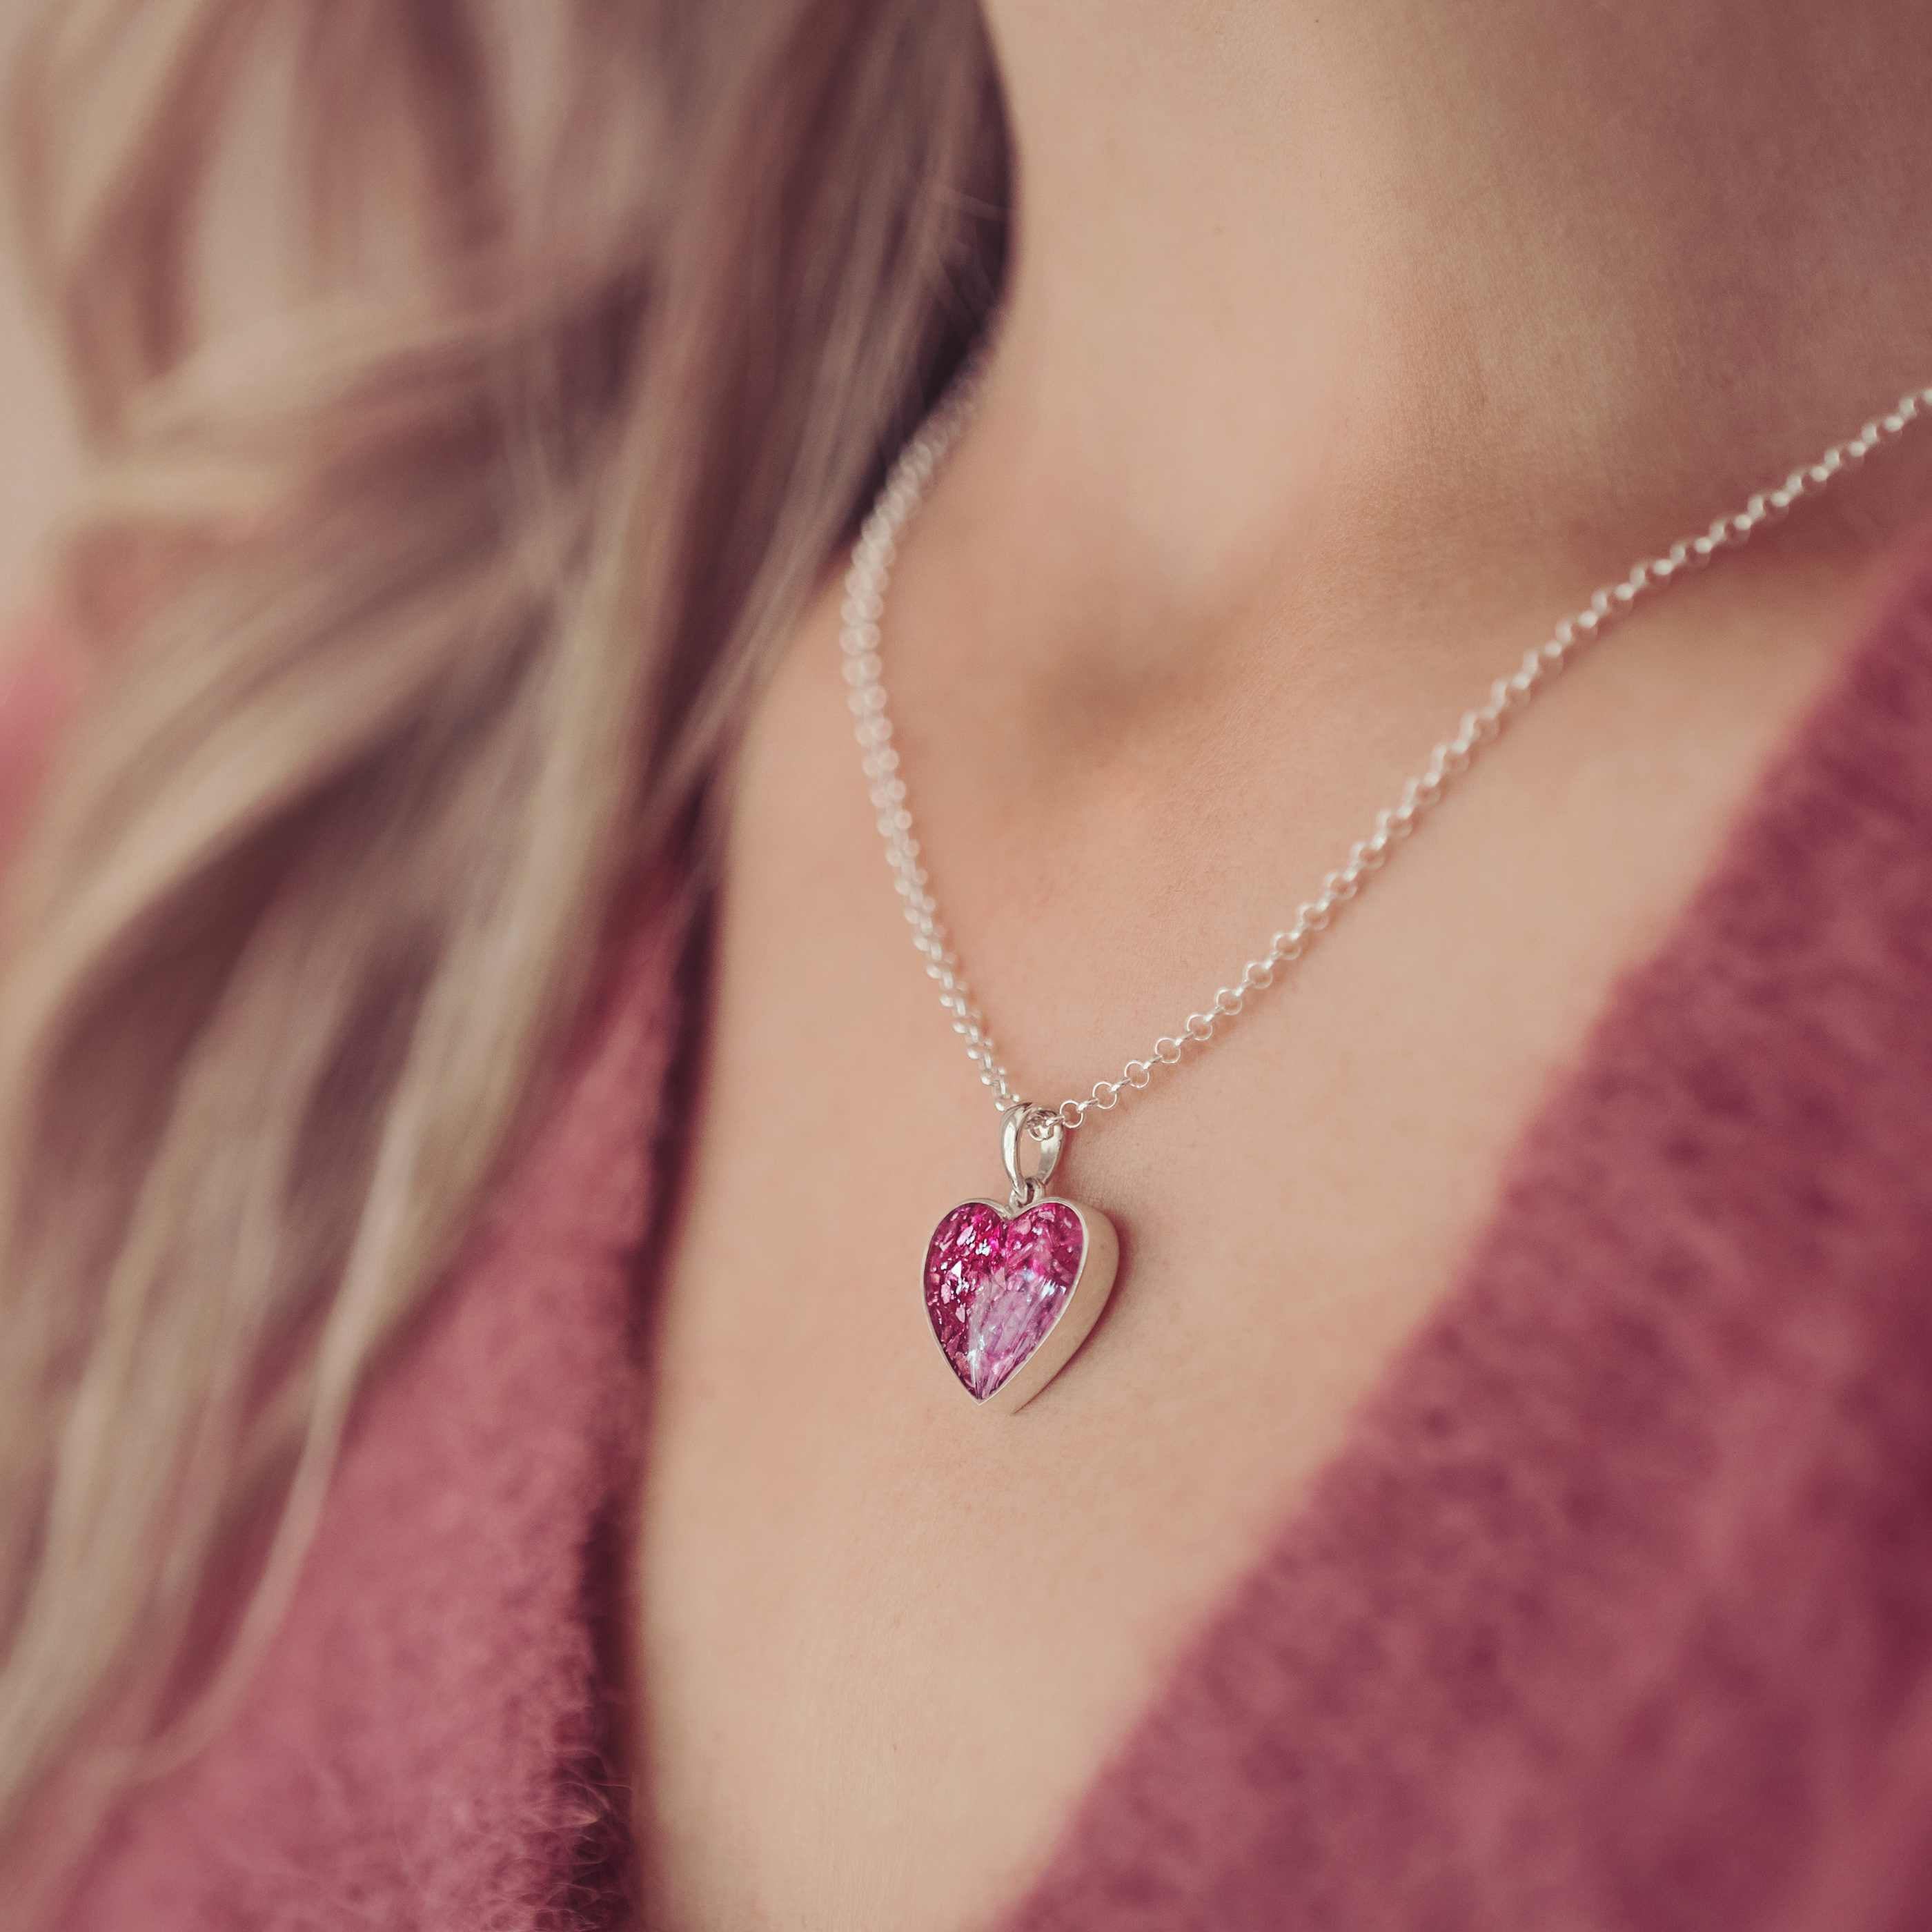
[25,531,1932,1930]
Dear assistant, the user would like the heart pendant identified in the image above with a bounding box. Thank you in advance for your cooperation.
[920,1106,1120,1413]
[923,1198,1119,1411]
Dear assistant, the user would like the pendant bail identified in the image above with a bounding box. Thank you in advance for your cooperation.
[1001,1103,1065,1211]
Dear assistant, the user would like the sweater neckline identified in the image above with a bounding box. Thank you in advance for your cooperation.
[610,524,1932,1928]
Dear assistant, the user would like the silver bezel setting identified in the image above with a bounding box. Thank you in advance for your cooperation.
[924,1196,1121,1415]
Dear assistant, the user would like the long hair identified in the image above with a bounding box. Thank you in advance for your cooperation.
[0,0,1007,1892]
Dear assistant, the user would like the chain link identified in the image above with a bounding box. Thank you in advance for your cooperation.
[841,361,1932,1132]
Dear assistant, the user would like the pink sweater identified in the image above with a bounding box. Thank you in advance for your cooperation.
[23,531,1932,1929]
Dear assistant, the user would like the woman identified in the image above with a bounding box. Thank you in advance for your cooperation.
[6,1,1932,1926]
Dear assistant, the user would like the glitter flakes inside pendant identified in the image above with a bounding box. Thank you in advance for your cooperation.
[920,1107,1120,1413]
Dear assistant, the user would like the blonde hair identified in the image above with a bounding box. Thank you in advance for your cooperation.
[0,0,1006,1898]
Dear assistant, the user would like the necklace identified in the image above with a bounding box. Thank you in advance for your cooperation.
[842,360,1932,1414]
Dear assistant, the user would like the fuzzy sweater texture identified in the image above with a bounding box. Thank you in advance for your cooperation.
[20,534,1932,1929]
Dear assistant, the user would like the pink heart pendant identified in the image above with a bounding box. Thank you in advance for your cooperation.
[922,1196,1120,1413]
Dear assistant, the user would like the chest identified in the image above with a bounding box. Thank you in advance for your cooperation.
[627,573,1860,1932]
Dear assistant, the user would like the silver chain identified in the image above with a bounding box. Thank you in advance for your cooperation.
[841,358,1932,1134]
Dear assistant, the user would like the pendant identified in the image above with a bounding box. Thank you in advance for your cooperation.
[921,1105,1121,1414]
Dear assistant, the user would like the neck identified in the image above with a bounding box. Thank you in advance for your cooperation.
[956,0,1932,668]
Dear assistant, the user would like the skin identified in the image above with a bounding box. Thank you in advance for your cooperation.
[633,3,1932,1927]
